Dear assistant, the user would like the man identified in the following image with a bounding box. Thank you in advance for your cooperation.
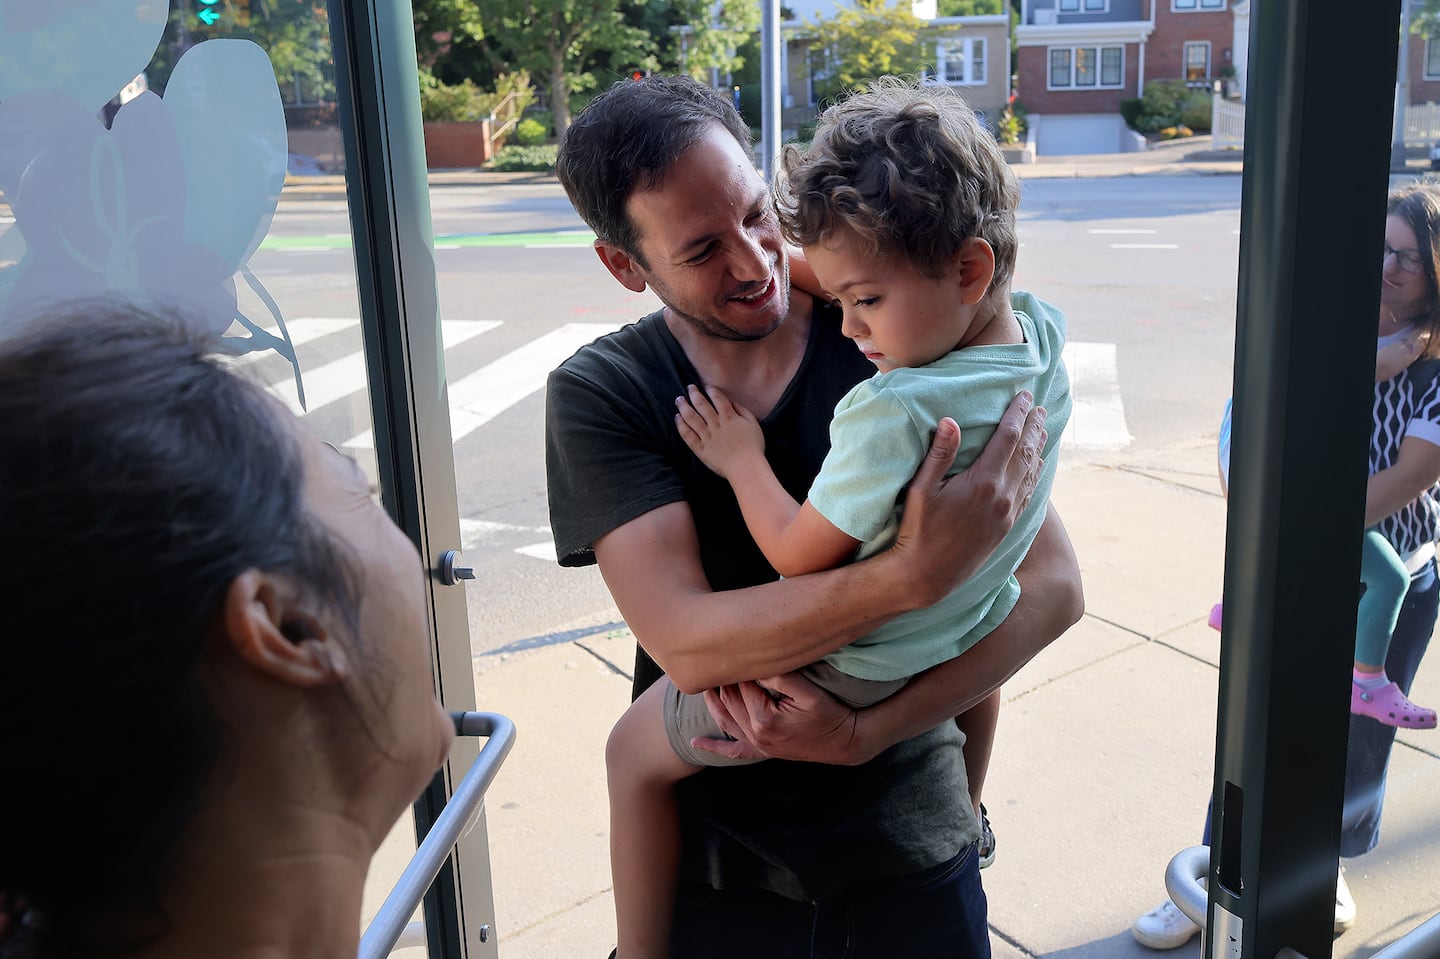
[546,75,1083,957]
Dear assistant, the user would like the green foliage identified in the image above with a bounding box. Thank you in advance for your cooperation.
[1179,96,1212,133]
[412,0,487,67]
[468,0,657,134]
[150,2,335,102]
[488,144,560,171]
[936,0,1002,15]
[515,117,548,145]
[661,0,762,80]
[419,70,488,122]
[809,0,928,103]
[996,101,1027,145]
[1125,78,1210,135]
[1119,97,1144,130]
[419,69,536,124]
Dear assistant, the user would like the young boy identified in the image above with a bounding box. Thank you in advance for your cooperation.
[603,77,1073,958]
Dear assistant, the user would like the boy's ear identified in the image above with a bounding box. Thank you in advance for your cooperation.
[594,241,650,294]
[954,237,997,306]
[217,570,346,688]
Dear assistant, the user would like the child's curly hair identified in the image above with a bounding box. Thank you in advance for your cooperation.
[776,76,1020,293]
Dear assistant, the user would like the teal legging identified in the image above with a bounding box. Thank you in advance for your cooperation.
[1357,529,1410,667]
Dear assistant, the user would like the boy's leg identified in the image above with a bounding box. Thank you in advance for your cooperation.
[956,689,1002,866]
[606,678,704,959]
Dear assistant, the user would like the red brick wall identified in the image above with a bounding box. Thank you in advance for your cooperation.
[1148,1,1234,84]
[1410,33,1440,106]
[1016,43,1139,114]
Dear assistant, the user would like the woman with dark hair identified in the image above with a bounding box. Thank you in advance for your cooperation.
[0,307,455,958]
[1135,181,1440,948]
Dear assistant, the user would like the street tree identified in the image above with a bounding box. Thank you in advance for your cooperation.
[470,0,656,134]
[808,0,927,102]
[936,0,1001,15]
[658,0,762,81]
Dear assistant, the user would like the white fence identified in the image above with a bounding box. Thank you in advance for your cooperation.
[1406,101,1440,146]
[1211,94,1245,151]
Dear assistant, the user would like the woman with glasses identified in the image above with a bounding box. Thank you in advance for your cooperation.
[1135,180,1440,949]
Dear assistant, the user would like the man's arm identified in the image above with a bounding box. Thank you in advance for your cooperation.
[696,504,1082,764]
[593,396,1047,695]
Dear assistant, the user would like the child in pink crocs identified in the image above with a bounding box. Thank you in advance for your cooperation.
[1214,344,1438,730]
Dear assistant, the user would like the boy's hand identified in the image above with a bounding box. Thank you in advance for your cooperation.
[675,384,765,479]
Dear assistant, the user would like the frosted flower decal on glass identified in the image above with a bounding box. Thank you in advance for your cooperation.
[0,2,311,406]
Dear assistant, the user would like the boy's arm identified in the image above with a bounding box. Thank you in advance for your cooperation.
[697,504,1083,764]
[594,401,1047,696]
[676,384,860,576]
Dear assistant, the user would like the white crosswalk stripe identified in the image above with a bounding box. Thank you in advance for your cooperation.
[1062,341,1132,450]
[344,321,623,450]
[264,319,1128,560]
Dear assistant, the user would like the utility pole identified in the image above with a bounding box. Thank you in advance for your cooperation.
[1394,0,1413,171]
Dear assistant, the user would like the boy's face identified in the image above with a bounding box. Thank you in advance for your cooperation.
[806,227,970,373]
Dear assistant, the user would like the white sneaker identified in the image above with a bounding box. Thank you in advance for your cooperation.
[1132,898,1201,950]
[1335,869,1356,933]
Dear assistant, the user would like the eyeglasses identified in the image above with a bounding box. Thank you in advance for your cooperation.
[1385,243,1426,274]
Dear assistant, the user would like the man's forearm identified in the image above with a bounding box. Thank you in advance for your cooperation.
[849,506,1083,761]
[600,513,927,694]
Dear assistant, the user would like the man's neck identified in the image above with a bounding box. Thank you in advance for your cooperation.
[664,294,814,419]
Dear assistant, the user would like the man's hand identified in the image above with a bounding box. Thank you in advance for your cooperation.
[693,670,867,765]
[890,392,1046,609]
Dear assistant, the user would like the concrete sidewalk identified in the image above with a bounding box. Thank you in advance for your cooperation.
[453,438,1440,959]
[269,137,1244,204]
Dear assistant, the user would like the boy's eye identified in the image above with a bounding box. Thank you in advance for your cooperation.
[855,296,879,307]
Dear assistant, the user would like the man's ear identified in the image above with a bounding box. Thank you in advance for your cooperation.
[954,237,997,306]
[594,240,650,294]
[218,570,346,688]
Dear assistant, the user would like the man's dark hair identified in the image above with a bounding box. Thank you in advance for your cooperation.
[556,74,753,266]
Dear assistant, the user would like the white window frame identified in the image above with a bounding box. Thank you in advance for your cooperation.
[1047,44,1125,90]
[1059,0,1110,11]
[934,35,986,86]
[1171,0,1227,10]
[1427,37,1440,81]
[1183,40,1211,82]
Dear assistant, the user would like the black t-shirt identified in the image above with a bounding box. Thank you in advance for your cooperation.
[544,299,976,900]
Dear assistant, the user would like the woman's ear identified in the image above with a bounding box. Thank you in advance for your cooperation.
[218,570,346,688]
[594,241,650,294]
[955,237,997,306]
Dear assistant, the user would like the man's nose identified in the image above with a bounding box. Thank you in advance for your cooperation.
[732,230,771,282]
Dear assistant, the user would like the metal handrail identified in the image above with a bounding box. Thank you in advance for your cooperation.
[357,711,517,959]
[1164,845,1210,927]
[1164,845,1440,959]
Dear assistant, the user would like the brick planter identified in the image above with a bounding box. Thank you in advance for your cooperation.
[423,120,494,169]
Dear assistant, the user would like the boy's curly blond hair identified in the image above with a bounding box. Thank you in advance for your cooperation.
[776,76,1020,293]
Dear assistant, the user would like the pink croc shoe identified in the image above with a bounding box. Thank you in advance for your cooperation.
[1208,602,1224,631]
[1352,681,1439,729]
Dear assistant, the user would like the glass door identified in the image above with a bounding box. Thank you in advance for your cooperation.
[0,1,490,955]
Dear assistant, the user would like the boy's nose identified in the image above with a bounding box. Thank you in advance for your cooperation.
[841,311,866,338]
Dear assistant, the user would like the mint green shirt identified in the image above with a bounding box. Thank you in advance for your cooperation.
[808,291,1072,681]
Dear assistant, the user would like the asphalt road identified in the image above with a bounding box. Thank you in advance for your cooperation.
[240,174,1244,660]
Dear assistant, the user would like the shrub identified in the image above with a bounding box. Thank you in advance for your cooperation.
[996,101,1028,145]
[1119,97,1144,130]
[1179,94,1212,133]
[515,118,548,146]
[489,144,559,172]
[419,70,488,123]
